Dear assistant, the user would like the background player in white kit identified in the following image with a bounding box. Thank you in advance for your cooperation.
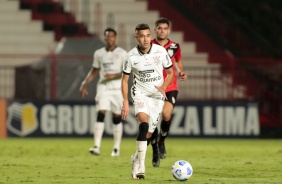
[121,24,174,179]
[80,28,127,156]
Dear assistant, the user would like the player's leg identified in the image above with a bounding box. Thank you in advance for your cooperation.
[110,94,123,156]
[148,99,163,167]
[131,150,139,179]
[158,90,178,159]
[111,114,122,156]
[150,128,160,167]
[135,112,149,179]
[89,110,106,155]
[158,101,173,159]
[90,94,111,155]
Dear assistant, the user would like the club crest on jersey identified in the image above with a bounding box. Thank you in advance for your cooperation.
[168,49,174,57]
[7,102,38,137]
[153,56,161,65]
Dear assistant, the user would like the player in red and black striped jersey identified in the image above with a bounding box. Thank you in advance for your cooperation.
[150,17,187,167]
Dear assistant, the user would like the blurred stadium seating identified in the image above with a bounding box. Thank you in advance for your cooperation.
[19,0,92,41]
[166,0,282,129]
[0,1,56,56]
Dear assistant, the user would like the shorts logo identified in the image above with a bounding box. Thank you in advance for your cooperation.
[7,102,38,137]
[136,101,144,109]
[172,97,176,104]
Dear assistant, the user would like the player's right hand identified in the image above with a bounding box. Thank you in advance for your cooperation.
[80,83,88,98]
[121,101,129,120]
[155,85,167,100]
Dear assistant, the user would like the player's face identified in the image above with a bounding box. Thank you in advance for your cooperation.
[104,31,116,47]
[135,29,151,50]
[154,23,170,40]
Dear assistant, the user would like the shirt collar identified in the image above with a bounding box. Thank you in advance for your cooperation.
[137,43,152,55]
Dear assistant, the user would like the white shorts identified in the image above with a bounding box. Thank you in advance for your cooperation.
[95,93,122,115]
[132,93,164,133]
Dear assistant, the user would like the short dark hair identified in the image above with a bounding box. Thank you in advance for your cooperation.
[135,24,150,32]
[104,27,117,36]
[155,17,170,27]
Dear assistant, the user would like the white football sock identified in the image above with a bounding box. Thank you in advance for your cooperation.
[112,123,123,150]
[93,122,104,148]
[137,141,147,173]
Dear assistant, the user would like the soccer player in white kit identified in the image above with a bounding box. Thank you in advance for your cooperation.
[121,24,174,179]
[80,28,127,156]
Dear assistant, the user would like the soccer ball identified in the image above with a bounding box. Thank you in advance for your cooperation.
[171,160,193,181]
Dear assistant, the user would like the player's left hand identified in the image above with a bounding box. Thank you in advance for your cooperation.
[80,82,88,98]
[121,100,129,120]
[155,85,167,100]
[179,71,187,80]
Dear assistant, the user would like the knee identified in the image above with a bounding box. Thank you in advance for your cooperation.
[162,110,171,121]
[146,132,152,139]
[97,111,105,122]
[112,116,121,125]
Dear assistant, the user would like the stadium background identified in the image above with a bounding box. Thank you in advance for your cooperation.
[0,0,281,138]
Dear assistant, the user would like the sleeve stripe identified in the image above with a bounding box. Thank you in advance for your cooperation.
[123,71,131,75]
[164,65,172,69]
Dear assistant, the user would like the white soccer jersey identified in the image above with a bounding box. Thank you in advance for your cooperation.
[123,44,172,96]
[92,46,127,93]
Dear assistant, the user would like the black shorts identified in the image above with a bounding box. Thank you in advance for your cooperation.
[165,90,178,106]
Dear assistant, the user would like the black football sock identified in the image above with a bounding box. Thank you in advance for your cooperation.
[151,128,158,153]
[159,119,171,142]
[137,122,149,141]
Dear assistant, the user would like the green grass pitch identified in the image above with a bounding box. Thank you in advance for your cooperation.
[0,138,281,184]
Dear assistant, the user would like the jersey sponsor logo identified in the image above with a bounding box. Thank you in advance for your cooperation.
[139,70,154,74]
[102,62,114,67]
[154,50,163,54]
[7,102,38,137]
[140,76,161,83]
[139,70,154,78]
[138,70,161,82]
[144,59,151,66]
[133,61,140,65]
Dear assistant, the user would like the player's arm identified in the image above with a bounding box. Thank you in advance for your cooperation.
[80,67,99,98]
[104,72,122,80]
[176,58,187,80]
[156,66,174,98]
[121,73,130,120]
[174,44,187,80]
